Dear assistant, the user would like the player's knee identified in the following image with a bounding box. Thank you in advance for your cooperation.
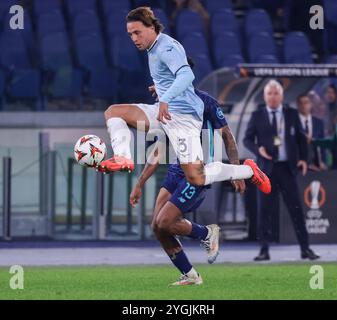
[157,217,171,233]
[104,104,120,121]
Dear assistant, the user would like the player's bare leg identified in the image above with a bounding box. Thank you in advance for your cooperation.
[151,189,202,285]
[180,160,271,194]
[99,104,150,173]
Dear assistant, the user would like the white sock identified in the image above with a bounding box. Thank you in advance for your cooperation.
[106,117,132,159]
[204,162,253,186]
[186,267,199,278]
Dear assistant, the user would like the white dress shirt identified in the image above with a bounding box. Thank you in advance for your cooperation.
[299,113,313,138]
[266,105,288,161]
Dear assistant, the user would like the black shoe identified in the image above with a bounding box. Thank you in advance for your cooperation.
[301,248,320,260]
[254,250,270,261]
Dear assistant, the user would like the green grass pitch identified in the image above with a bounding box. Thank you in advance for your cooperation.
[0,263,336,300]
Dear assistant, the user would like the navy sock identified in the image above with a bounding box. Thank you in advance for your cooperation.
[169,250,192,274]
[187,222,209,240]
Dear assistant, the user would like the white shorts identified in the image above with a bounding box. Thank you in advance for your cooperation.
[135,103,203,164]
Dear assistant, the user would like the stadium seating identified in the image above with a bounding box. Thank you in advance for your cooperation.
[181,32,210,57]
[73,10,101,37]
[37,11,66,39]
[0,0,335,109]
[0,32,31,69]
[33,0,62,17]
[40,32,72,71]
[213,31,243,68]
[153,8,170,35]
[248,32,278,63]
[0,70,5,109]
[7,69,41,100]
[75,33,118,99]
[106,10,129,36]
[2,11,34,51]
[244,9,274,40]
[181,32,213,82]
[210,8,239,37]
[65,0,97,17]
[175,9,204,41]
[0,0,17,19]
[47,68,83,99]
[188,53,213,84]
[101,0,131,17]
[204,0,232,14]
[284,32,313,63]
[324,0,337,54]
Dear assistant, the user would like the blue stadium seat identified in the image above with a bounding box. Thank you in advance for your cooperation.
[106,10,129,36]
[75,33,109,71]
[2,11,34,51]
[188,54,213,84]
[244,9,273,39]
[248,32,277,63]
[8,69,41,99]
[48,68,83,98]
[205,0,232,14]
[101,0,130,17]
[325,0,337,26]
[65,0,96,17]
[0,32,31,69]
[110,35,144,72]
[284,32,313,63]
[210,8,238,37]
[213,31,242,68]
[221,54,244,68]
[181,32,210,56]
[33,0,61,17]
[40,32,72,71]
[175,9,204,40]
[73,10,101,37]
[153,8,170,35]
[0,0,17,19]
[75,33,119,99]
[37,11,66,38]
[0,70,5,109]
[254,54,278,64]
[324,0,337,54]
[88,69,118,98]
[326,55,337,63]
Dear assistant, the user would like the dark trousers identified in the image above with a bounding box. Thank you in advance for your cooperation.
[257,162,309,251]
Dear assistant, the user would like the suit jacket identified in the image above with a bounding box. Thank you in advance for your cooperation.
[243,106,308,176]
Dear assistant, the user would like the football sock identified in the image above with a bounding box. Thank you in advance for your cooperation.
[169,250,193,275]
[106,117,132,159]
[204,162,253,185]
[187,222,209,241]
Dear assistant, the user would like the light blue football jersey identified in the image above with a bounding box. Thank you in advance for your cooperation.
[147,33,204,120]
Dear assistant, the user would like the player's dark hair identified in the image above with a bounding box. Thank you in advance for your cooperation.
[297,93,308,104]
[127,7,164,34]
[187,56,195,69]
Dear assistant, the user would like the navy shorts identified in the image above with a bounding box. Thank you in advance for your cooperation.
[160,169,207,214]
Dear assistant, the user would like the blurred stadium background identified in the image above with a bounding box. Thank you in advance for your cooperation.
[0,0,337,300]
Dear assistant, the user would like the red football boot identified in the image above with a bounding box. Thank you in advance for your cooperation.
[98,156,134,173]
[244,159,271,194]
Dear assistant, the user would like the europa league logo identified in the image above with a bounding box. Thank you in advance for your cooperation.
[304,180,326,209]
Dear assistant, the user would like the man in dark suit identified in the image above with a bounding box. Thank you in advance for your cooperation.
[297,94,326,171]
[243,80,320,261]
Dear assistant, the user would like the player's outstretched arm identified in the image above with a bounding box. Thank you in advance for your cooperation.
[220,125,246,194]
[129,142,165,208]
